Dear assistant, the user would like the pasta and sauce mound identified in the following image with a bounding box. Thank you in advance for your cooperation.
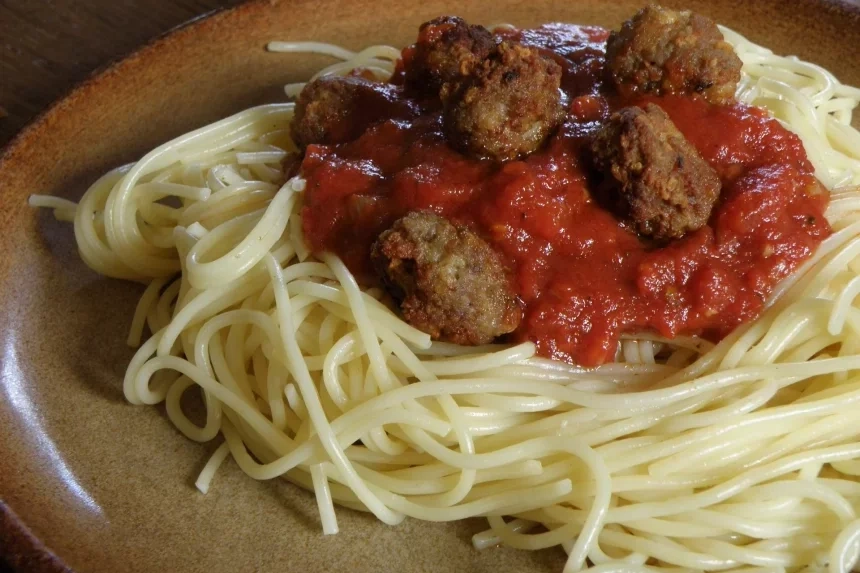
[31,6,860,572]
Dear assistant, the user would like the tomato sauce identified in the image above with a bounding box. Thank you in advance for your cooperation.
[299,24,831,366]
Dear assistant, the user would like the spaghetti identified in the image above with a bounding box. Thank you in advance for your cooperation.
[29,21,860,573]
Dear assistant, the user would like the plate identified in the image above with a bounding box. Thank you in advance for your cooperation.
[1,1,859,571]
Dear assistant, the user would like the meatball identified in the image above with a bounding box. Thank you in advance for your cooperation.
[291,75,413,149]
[442,41,565,161]
[606,5,742,104]
[405,16,497,93]
[371,211,521,345]
[590,103,721,240]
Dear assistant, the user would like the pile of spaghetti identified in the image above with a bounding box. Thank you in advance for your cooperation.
[31,21,860,573]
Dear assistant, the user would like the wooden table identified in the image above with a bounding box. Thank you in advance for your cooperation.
[0,0,242,148]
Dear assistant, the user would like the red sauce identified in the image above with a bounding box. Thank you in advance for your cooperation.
[300,24,831,366]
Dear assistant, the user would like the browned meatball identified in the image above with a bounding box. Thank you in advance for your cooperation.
[590,104,721,240]
[606,5,742,104]
[371,211,521,345]
[442,41,565,162]
[291,75,413,149]
[405,16,497,93]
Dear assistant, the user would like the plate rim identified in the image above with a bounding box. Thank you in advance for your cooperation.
[0,2,264,571]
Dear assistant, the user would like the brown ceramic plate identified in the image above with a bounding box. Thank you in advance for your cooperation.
[1,1,859,572]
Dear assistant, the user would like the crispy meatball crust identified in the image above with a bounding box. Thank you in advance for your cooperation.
[442,41,566,162]
[371,211,521,345]
[405,16,497,93]
[291,75,410,150]
[606,5,742,104]
[590,103,721,240]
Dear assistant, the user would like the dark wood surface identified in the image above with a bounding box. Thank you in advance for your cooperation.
[0,0,243,148]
